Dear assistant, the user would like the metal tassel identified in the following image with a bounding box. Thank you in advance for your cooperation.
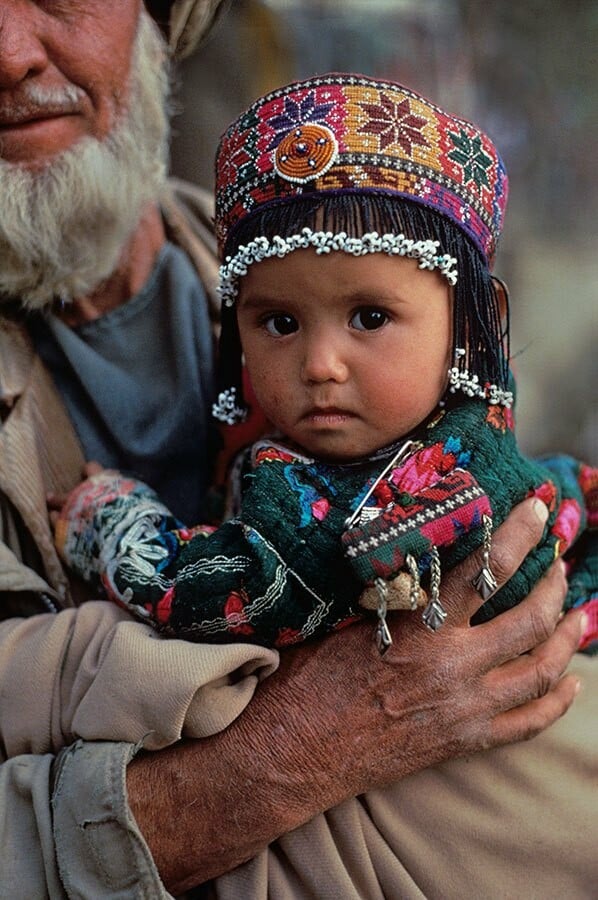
[405,553,421,610]
[472,515,498,601]
[374,577,393,655]
[422,546,448,631]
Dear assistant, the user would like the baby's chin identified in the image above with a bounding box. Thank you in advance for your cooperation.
[287,435,406,464]
[284,410,446,462]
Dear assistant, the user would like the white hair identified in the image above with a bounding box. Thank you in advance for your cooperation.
[0,11,171,308]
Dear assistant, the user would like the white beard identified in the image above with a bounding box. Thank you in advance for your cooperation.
[0,12,171,309]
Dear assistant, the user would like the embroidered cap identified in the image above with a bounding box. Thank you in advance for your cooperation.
[215,73,508,266]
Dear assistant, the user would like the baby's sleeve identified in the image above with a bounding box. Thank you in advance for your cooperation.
[55,463,360,647]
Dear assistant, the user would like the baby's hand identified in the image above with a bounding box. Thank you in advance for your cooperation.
[47,461,106,529]
[50,467,165,589]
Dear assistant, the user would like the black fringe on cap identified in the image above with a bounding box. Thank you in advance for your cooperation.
[217,192,509,418]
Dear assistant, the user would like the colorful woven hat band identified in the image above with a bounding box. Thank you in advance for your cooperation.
[212,74,511,424]
[215,73,508,266]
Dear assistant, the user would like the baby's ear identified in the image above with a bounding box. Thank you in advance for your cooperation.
[491,276,510,323]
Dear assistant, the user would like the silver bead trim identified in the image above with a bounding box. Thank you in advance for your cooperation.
[447,349,513,408]
[218,228,458,307]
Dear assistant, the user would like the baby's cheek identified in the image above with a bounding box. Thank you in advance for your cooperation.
[258,386,290,424]
[374,373,440,427]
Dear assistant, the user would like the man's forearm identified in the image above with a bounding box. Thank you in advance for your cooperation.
[127,624,401,892]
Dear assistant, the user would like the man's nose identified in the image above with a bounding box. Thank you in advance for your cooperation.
[300,335,349,384]
[0,8,48,89]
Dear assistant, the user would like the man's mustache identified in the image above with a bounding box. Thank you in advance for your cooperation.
[0,84,86,125]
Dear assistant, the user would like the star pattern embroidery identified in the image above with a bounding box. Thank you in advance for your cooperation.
[266,91,336,150]
[220,141,252,185]
[447,129,493,188]
[221,107,261,185]
[357,94,429,154]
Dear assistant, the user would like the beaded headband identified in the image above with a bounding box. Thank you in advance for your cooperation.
[219,229,458,308]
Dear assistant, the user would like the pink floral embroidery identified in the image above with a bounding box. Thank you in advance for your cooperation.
[155,586,175,624]
[276,627,303,646]
[530,480,557,513]
[255,445,296,465]
[579,464,598,528]
[224,591,254,635]
[551,498,582,555]
[420,492,492,547]
[486,404,514,432]
[578,597,598,651]
[392,443,457,493]
[311,497,330,521]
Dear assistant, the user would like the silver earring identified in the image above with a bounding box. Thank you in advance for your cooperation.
[212,387,247,425]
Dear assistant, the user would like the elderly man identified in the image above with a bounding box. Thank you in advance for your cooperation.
[0,1,595,897]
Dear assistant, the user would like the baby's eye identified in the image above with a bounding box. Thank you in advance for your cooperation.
[349,308,389,331]
[264,314,298,336]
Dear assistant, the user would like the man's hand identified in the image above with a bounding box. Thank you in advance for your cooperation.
[127,498,584,892]
[250,499,581,796]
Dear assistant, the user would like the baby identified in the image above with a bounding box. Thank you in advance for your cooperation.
[56,74,597,654]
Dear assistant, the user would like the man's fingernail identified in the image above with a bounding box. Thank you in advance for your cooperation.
[579,612,589,635]
[532,499,549,525]
[574,679,582,696]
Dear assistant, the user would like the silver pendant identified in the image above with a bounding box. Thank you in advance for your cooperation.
[422,598,448,632]
[472,515,498,601]
[374,578,393,655]
[375,619,393,654]
[472,564,498,601]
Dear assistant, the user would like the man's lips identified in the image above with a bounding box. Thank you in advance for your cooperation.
[0,88,86,161]
[0,89,85,128]
[0,110,76,129]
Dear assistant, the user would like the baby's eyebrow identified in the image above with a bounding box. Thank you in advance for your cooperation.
[239,289,410,309]
[343,290,409,305]
[236,292,283,309]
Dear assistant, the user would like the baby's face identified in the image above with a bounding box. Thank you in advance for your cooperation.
[237,248,452,460]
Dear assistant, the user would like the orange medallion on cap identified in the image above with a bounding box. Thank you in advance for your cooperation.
[273,123,338,184]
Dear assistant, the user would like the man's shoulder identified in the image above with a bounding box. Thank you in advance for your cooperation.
[0,315,35,401]
[162,177,220,318]
[166,177,215,228]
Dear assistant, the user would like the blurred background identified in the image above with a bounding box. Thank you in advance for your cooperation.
[170,0,597,463]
